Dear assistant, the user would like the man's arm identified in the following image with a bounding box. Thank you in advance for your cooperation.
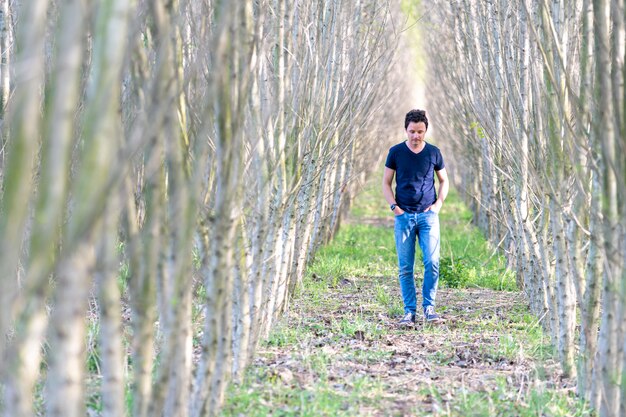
[425,167,449,213]
[383,167,404,215]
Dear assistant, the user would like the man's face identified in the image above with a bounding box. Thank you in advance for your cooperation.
[406,121,427,147]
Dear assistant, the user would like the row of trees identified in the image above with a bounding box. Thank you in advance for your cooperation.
[0,1,414,416]
[424,1,624,416]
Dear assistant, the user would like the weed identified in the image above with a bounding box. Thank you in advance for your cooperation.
[346,348,393,364]
[387,301,404,317]
[118,262,130,295]
[265,323,306,347]
[335,317,359,338]
[439,256,471,288]
[375,283,391,306]
[430,350,454,365]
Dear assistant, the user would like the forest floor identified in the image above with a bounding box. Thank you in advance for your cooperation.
[221,173,591,417]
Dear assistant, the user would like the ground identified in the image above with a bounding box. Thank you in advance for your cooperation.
[223,279,583,416]
[221,177,590,417]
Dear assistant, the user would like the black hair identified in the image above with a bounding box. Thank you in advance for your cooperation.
[404,109,428,130]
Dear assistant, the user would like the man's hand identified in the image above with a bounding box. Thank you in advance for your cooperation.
[424,200,443,213]
[393,206,405,216]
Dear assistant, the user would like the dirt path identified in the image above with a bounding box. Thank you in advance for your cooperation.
[224,272,579,416]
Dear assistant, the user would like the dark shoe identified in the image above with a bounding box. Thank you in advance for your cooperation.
[424,306,441,322]
[398,312,415,326]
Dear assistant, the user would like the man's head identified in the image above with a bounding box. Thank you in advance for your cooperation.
[404,109,428,131]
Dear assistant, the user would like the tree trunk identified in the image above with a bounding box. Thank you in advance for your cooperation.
[96,194,125,417]
[46,245,95,417]
[550,198,576,378]
[0,0,48,379]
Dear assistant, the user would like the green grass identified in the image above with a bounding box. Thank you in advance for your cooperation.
[224,373,385,417]
[424,376,592,417]
[265,321,308,347]
[306,223,397,283]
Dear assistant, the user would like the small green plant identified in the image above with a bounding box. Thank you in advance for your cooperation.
[375,283,391,306]
[482,333,522,362]
[387,301,404,317]
[429,350,453,365]
[86,321,101,374]
[265,323,305,347]
[86,392,103,414]
[347,348,393,364]
[192,246,201,270]
[439,256,471,288]
[306,352,332,380]
[118,262,130,295]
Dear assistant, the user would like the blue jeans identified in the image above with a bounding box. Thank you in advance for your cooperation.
[394,211,440,314]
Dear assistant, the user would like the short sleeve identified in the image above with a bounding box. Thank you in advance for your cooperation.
[434,148,445,171]
[385,148,396,170]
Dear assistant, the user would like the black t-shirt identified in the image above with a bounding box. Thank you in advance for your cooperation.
[385,141,445,213]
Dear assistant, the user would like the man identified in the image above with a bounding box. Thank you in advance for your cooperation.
[382,109,449,326]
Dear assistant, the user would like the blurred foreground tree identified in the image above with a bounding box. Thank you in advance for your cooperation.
[0,0,414,416]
